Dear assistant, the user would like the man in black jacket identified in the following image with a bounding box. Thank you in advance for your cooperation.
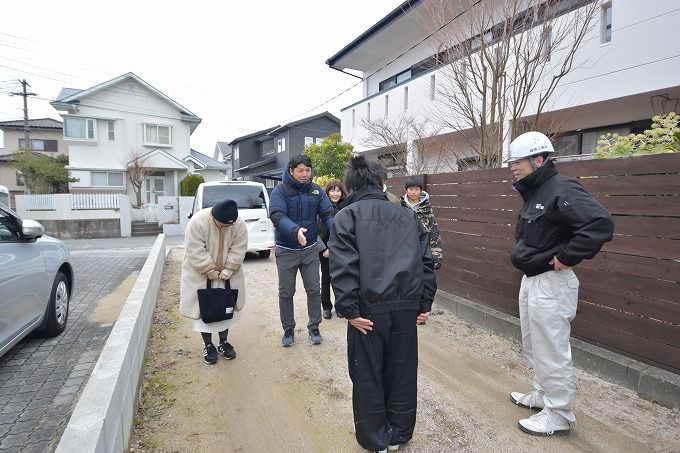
[507,132,614,436]
[329,156,436,452]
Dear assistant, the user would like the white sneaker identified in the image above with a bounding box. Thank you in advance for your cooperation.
[510,390,545,410]
[388,445,401,451]
[518,408,571,436]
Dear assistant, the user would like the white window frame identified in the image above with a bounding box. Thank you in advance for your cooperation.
[143,123,172,146]
[277,139,283,153]
[385,95,389,116]
[0,130,4,149]
[367,102,371,122]
[404,86,409,111]
[108,120,115,140]
[304,137,314,147]
[234,145,239,160]
[265,179,275,189]
[315,137,323,145]
[430,75,436,100]
[352,109,356,127]
[601,2,612,44]
[64,117,96,140]
[91,171,125,187]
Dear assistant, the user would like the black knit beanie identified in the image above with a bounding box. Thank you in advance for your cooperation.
[211,199,238,224]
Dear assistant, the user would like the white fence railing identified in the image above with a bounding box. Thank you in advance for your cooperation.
[71,193,119,210]
[23,194,56,211]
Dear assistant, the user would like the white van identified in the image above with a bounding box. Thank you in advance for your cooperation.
[190,181,275,258]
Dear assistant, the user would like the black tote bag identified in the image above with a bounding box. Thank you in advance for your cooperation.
[197,278,239,323]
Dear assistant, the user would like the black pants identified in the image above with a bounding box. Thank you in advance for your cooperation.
[347,309,419,451]
[320,253,333,311]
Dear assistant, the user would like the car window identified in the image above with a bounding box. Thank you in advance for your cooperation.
[202,186,266,209]
[0,210,21,241]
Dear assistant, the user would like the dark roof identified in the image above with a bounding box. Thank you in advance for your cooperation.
[55,88,81,101]
[267,112,341,136]
[256,166,285,181]
[234,156,277,172]
[326,0,421,68]
[0,118,63,129]
[188,149,229,170]
[215,142,232,155]
[228,126,279,146]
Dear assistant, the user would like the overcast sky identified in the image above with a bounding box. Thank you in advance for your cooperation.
[0,0,404,156]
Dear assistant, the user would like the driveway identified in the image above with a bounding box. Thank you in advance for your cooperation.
[0,235,183,452]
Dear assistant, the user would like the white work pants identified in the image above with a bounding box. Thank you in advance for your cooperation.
[519,269,579,423]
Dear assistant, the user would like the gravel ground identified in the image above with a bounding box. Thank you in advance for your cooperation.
[130,247,680,452]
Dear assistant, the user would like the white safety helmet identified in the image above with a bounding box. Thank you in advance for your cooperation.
[504,131,554,163]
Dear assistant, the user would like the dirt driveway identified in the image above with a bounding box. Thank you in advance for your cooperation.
[130,247,679,452]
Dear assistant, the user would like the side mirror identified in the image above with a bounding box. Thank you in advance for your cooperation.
[22,219,45,239]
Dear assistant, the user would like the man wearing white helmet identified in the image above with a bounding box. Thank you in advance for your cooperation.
[506,131,614,436]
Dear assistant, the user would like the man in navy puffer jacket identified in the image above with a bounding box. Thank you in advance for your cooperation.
[269,154,334,347]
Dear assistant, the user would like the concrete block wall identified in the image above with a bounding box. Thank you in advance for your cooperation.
[55,235,166,453]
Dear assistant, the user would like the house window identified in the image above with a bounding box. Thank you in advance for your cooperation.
[367,102,371,122]
[305,137,314,147]
[601,3,612,44]
[108,121,115,140]
[234,145,239,160]
[315,137,323,145]
[18,139,58,151]
[404,86,409,111]
[457,156,480,172]
[64,117,95,140]
[265,179,275,189]
[352,109,356,127]
[385,95,389,116]
[0,130,4,148]
[277,138,287,153]
[378,68,412,92]
[430,75,436,100]
[91,171,124,187]
[144,124,171,146]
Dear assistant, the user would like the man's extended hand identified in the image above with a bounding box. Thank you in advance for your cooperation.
[297,227,308,246]
[417,311,430,325]
[322,249,329,258]
[550,256,571,271]
[349,317,374,335]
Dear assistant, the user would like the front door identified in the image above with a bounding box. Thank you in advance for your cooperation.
[145,177,165,204]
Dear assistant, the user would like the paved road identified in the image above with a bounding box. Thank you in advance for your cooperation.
[0,235,183,452]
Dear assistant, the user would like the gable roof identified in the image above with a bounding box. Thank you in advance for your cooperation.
[267,111,340,136]
[128,148,189,170]
[227,126,279,146]
[51,72,201,125]
[0,118,63,130]
[186,149,229,170]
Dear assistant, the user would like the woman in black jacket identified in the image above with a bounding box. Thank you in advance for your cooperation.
[329,156,436,452]
[319,179,347,319]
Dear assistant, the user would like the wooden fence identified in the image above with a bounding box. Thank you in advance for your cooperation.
[386,153,680,373]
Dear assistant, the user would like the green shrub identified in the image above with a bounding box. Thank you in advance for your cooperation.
[595,112,680,158]
[180,174,204,196]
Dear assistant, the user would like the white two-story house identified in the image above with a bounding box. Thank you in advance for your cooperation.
[50,72,202,205]
[327,0,680,172]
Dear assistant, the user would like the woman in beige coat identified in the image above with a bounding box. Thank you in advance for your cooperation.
[180,199,248,364]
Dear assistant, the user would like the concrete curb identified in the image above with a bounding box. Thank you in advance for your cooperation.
[55,234,166,453]
[435,289,680,410]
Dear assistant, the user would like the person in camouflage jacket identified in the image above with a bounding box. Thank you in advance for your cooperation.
[402,176,443,269]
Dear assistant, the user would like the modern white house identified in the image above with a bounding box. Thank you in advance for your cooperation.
[50,72,202,205]
[327,0,680,172]
[184,149,230,183]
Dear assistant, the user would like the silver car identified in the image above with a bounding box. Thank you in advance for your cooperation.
[0,203,74,357]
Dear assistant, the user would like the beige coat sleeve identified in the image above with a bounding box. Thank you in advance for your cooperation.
[184,212,217,275]
[222,218,248,277]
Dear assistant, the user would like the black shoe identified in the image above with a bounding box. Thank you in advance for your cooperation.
[218,341,236,360]
[323,309,332,320]
[282,328,295,347]
[336,310,344,319]
[203,343,218,364]
[309,328,323,345]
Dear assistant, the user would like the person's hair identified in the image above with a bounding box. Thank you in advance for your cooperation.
[375,163,388,185]
[343,155,383,191]
[404,176,423,190]
[289,154,312,169]
[324,179,347,201]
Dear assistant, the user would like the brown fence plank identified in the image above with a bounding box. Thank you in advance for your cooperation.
[598,195,680,216]
[441,231,515,254]
[580,268,680,305]
[428,168,511,184]
[446,241,513,267]
[439,219,515,239]
[579,286,680,325]
[433,195,521,210]
[578,173,680,196]
[603,235,680,261]
[581,251,680,283]
[572,317,680,373]
[437,207,518,224]
[577,301,680,347]
[428,181,515,197]
[612,215,680,239]
[558,153,680,177]
[438,274,519,316]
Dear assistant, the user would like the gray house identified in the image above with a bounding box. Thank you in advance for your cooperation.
[229,112,340,187]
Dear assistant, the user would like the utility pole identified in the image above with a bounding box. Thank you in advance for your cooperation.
[10,79,36,149]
